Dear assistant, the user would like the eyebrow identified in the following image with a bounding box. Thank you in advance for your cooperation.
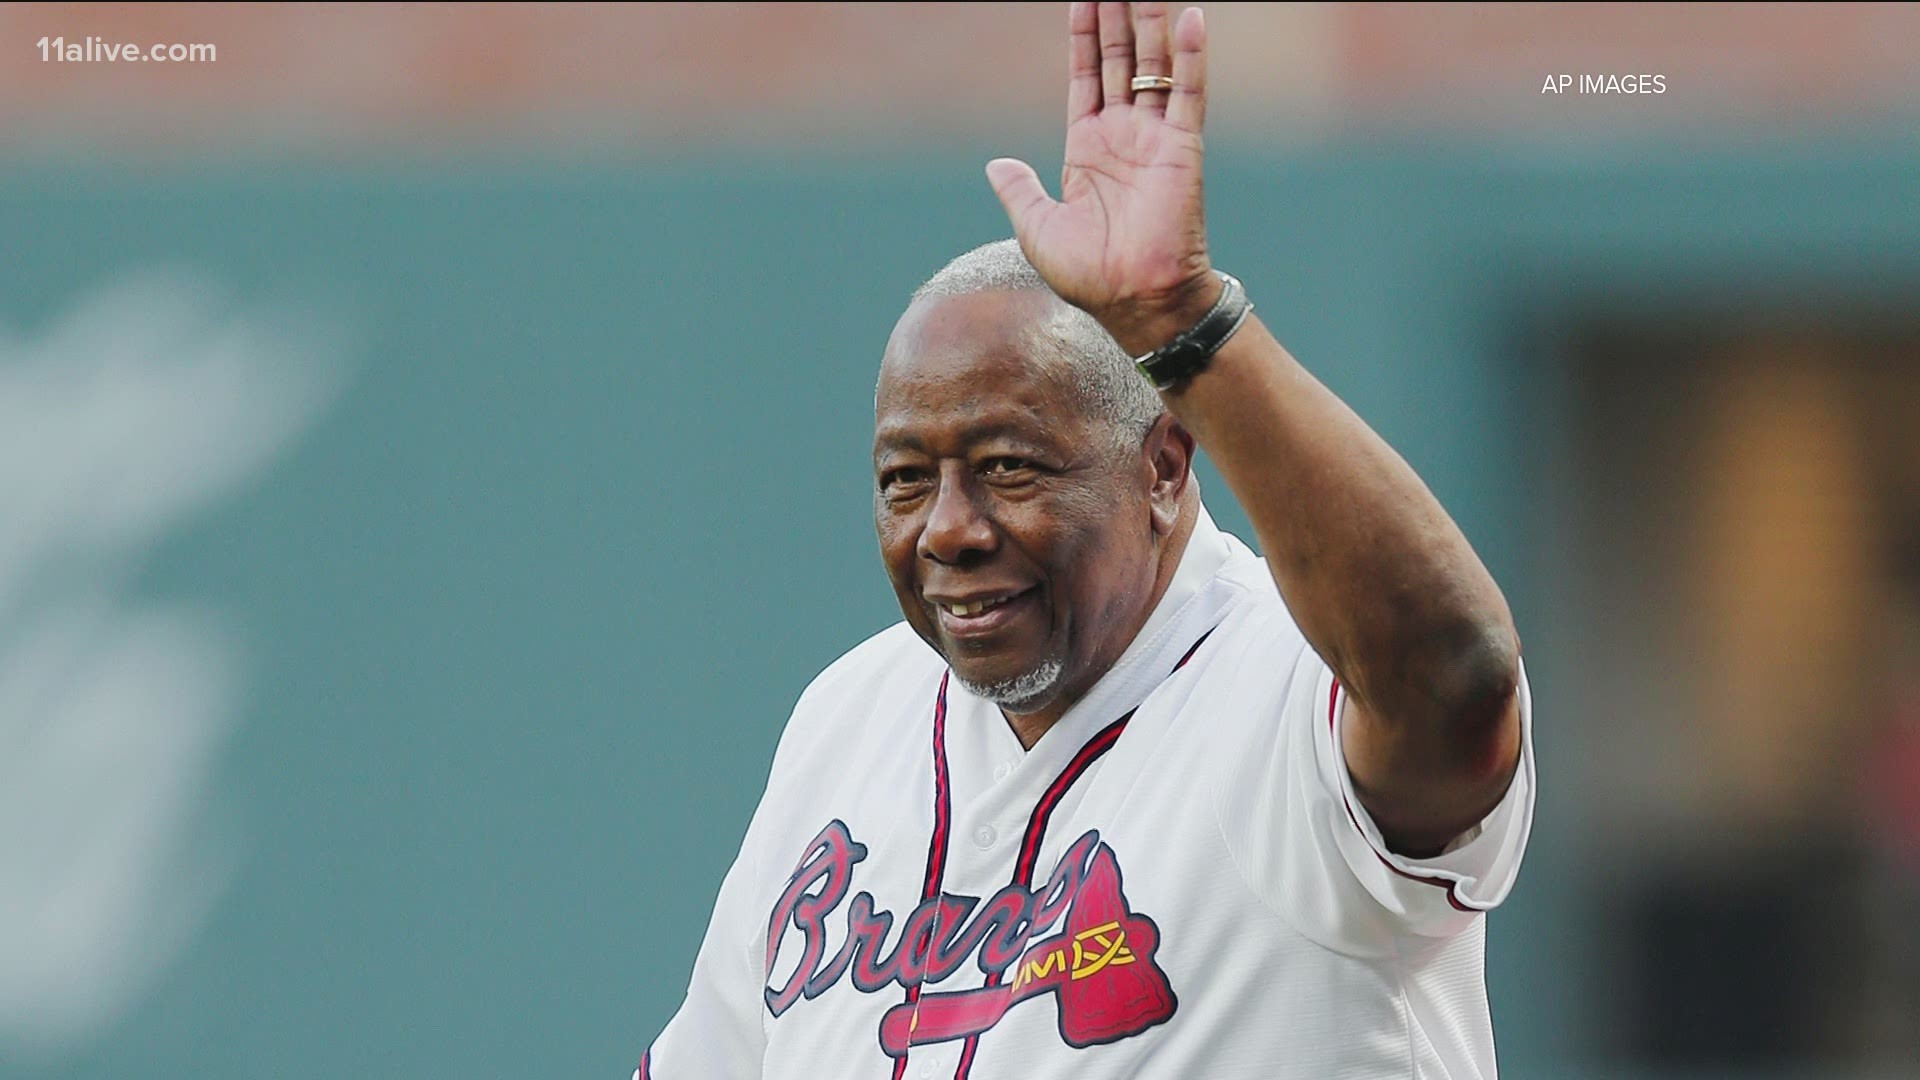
[872,419,1058,457]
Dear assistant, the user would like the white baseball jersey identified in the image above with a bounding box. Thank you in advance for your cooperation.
[635,506,1536,1079]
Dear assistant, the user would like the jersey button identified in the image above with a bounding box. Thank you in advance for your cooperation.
[992,761,1012,782]
[973,824,997,849]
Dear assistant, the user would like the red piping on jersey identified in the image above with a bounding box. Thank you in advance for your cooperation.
[949,629,1212,1080]
[635,1048,650,1079]
[1328,680,1477,914]
[1173,630,1211,673]
[893,673,956,1080]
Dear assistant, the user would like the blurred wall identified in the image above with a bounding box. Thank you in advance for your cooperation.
[7,3,1920,146]
[3,5,1919,1080]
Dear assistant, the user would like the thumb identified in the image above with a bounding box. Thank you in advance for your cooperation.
[985,157,1055,241]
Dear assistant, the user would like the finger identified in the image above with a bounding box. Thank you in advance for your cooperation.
[1067,1,1101,122]
[1131,2,1173,115]
[1097,1,1136,108]
[985,158,1057,241]
[1166,5,1207,133]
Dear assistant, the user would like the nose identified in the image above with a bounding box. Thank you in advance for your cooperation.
[918,462,997,566]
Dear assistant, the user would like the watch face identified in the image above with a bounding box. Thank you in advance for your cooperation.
[1142,343,1206,390]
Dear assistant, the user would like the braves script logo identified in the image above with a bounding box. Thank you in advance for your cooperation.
[763,821,1176,1057]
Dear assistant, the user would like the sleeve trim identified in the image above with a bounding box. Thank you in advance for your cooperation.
[1327,665,1535,915]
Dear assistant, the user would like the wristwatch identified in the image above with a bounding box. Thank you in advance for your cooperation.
[1133,271,1253,391]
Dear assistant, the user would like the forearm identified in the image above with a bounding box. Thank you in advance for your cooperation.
[1133,307,1519,728]
[989,0,1521,850]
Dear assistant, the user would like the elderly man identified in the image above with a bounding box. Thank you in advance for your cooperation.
[635,3,1533,1077]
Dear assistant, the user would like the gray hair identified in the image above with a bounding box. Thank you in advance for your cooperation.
[909,239,1166,451]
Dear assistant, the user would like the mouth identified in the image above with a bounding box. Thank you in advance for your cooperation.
[928,586,1039,640]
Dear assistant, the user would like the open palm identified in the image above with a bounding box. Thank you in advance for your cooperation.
[987,2,1215,351]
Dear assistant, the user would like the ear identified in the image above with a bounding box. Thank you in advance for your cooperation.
[1140,413,1196,538]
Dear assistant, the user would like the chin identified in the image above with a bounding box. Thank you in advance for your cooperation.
[951,656,1066,711]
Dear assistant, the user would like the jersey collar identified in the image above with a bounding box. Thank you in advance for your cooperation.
[1129,501,1232,661]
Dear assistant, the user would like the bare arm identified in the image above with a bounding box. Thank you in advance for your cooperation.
[986,1,1521,856]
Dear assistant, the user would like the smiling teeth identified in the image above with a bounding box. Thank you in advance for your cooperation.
[948,597,1008,617]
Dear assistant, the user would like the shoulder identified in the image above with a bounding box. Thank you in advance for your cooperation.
[1208,534,1308,653]
[794,620,940,706]
[778,620,943,740]
[753,621,945,805]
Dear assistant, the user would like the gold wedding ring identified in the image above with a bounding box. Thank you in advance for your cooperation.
[1129,75,1175,93]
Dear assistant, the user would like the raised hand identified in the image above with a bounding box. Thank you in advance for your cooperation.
[986,2,1217,356]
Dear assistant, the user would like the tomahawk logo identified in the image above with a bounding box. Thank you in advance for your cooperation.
[763,822,1177,1057]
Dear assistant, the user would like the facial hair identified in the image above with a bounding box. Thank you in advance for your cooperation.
[953,656,1065,712]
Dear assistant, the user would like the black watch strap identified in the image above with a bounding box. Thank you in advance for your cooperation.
[1133,271,1253,391]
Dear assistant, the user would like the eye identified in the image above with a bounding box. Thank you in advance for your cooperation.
[981,457,1034,480]
[879,466,930,498]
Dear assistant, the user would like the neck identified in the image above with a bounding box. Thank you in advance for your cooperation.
[1002,499,1201,750]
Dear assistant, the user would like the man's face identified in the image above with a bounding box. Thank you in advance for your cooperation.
[873,290,1161,715]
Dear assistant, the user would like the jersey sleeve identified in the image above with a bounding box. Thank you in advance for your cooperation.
[1218,628,1537,951]
[633,811,770,1079]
